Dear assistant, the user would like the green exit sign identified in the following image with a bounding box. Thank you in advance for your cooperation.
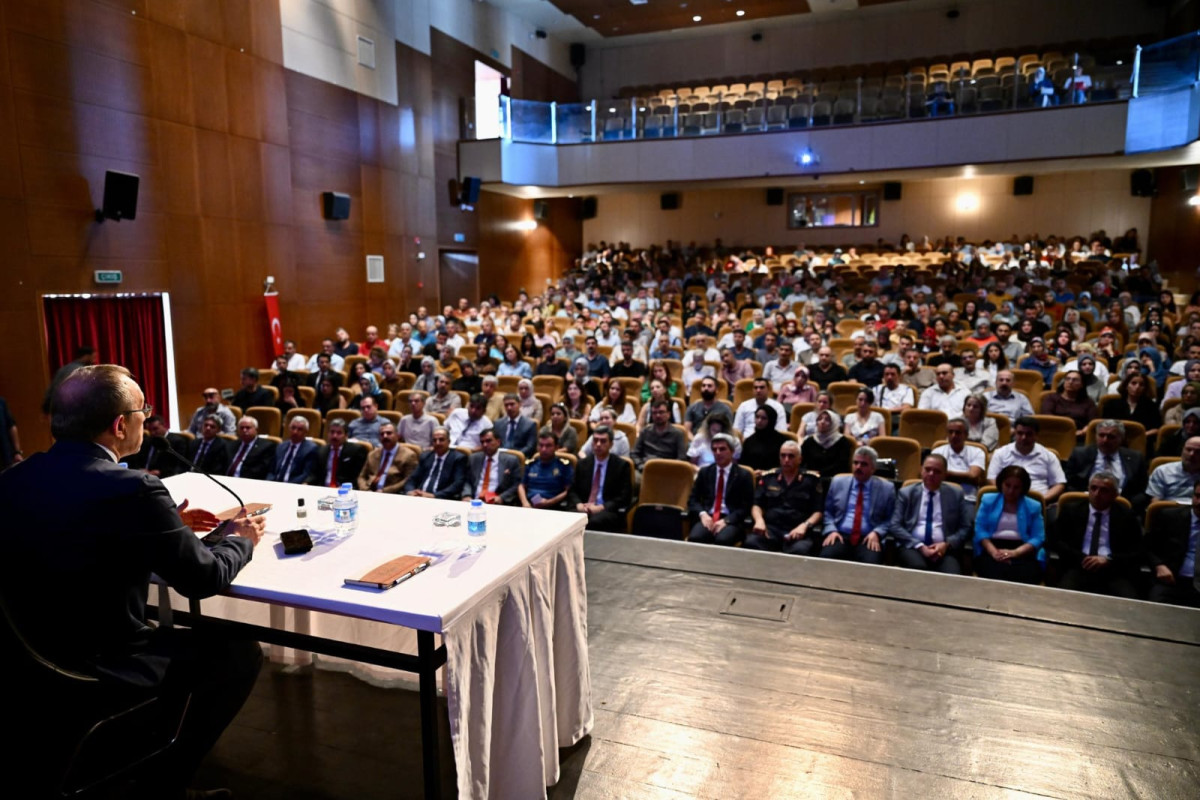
[94,270,123,284]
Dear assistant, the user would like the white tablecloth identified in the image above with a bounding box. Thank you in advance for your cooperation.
[161,473,593,799]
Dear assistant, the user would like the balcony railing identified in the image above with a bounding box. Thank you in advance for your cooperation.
[1133,30,1200,97]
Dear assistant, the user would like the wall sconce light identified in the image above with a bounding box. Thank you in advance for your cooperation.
[516,220,538,231]
[955,192,980,212]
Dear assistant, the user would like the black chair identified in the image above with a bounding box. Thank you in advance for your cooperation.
[0,593,189,798]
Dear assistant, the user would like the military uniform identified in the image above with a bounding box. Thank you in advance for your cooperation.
[745,469,823,555]
[523,455,574,508]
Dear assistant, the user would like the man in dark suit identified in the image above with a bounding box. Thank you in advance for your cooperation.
[1049,472,1143,598]
[1064,419,1148,512]
[496,393,538,458]
[571,425,633,532]
[889,454,974,574]
[0,364,264,799]
[314,418,368,488]
[404,426,468,499]
[267,416,320,484]
[687,434,754,545]
[124,414,190,478]
[820,445,896,564]
[463,428,523,505]
[357,422,418,493]
[187,414,232,475]
[306,353,344,389]
[225,416,278,480]
[1145,480,1200,607]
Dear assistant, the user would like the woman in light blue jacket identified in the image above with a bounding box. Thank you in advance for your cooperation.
[973,465,1045,584]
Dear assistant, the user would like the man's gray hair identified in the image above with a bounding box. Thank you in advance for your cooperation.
[854,445,878,466]
[1090,470,1120,490]
[1096,419,1126,439]
[711,433,737,451]
[239,415,259,430]
[482,375,498,387]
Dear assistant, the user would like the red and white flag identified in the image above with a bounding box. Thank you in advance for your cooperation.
[264,291,284,358]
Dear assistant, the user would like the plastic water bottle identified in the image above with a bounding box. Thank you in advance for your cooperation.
[466,499,487,553]
[333,483,358,537]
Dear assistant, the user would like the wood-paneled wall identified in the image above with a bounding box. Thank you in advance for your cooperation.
[1148,166,1200,292]
[478,193,580,301]
[0,0,437,451]
[510,45,579,104]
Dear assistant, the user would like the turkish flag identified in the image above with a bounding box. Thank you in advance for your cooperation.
[264,292,284,357]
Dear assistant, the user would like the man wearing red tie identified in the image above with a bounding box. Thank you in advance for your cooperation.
[687,434,754,546]
[315,419,367,488]
[820,446,896,564]
[463,428,523,505]
[571,426,633,532]
[225,416,278,480]
[357,422,417,493]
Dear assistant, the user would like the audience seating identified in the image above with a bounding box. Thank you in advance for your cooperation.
[898,409,948,445]
[245,406,282,438]
[1082,418,1147,454]
[629,460,698,539]
[284,408,322,434]
[870,436,923,482]
[1030,415,1082,461]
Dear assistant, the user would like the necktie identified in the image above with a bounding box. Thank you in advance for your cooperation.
[712,467,725,521]
[850,482,865,545]
[228,441,250,476]
[280,444,296,481]
[507,419,516,444]
[478,456,492,498]
[1088,509,1103,556]
[424,455,444,492]
[328,446,340,487]
[588,461,603,504]
[924,491,936,546]
[376,448,395,489]
[194,440,208,465]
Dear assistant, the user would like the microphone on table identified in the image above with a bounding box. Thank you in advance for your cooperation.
[148,435,246,509]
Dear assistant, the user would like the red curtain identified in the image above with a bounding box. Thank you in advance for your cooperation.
[43,295,170,426]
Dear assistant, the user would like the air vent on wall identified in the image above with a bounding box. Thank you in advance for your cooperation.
[366,255,384,283]
[357,36,376,69]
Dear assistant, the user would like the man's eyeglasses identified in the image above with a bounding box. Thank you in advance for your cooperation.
[124,404,153,417]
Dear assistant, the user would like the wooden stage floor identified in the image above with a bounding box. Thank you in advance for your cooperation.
[198,533,1200,799]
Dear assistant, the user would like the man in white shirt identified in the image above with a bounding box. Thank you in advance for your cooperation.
[918,364,970,416]
[444,319,466,354]
[387,322,416,359]
[733,378,788,439]
[594,319,622,349]
[681,336,721,368]
[305,338,345,372]
[680,347,716,394]
[872,364,915,419]
[762,342,800,394]
[445,393,493,451]
[932,417,986,500]
[987,416,1067,502]
[954,350,991,394]
[283,340,307,371]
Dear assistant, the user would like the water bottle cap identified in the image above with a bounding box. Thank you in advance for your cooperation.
[471,499,483,506]
[338,485,350,495]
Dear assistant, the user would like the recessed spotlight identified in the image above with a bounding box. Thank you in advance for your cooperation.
[1116,60,1124,66]
[593,13,600,19]
[859,180,865,184]
[608,107,617,113]
[693,15,702,22]
[737,9,745,16]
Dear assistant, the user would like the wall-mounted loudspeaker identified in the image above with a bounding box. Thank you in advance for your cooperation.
[533,199,549,220]
[1130,169,1156,197]
[765,188,784,206]
[322,191,351,220]
[95,170,140,222]
[570,43,586,69]
[661,192,680,211]
[1182,166,1199,193]
[882,182,902,201]
[1013,175,1034,196]
[579,196,597,220]
[460,177,482,204]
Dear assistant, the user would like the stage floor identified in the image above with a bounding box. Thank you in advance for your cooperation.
[199,533,1200,799]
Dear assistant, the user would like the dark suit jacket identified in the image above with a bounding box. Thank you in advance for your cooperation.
[889,482,974,550]
[570,455,633,513]
[464,450,524,504]
[1049,500,1144,573]
[0,440,252,683]
[315,441,368,487]
[224,437,277,480]
[403,449,469,499]
[687,463,754,523]
[187,436,231,475]
[125,432,191,477]
[306,370,344,389]
[496,414,538,458]
[1064,445,1148,508]
[231,386,273,410]
[267,439,320,484]
[1146,506,1196,577]
[357,446,418,493]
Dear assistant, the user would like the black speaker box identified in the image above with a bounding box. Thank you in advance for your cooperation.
[1131,169,1156,197]
[765,187,784,206]
[322,191,350,220]
[882,182,902,201]
[1013,175,1034,196]
[570,43,586,69]
[579,196,597,220]
[461,177,482,204]
[660,192,680,211]
[96,170,139,222]
[1182,166,1199,193]
[533,199,549,220]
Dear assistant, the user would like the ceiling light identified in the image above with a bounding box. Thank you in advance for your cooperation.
[1116,60,1124,66]
[693,15,702,22]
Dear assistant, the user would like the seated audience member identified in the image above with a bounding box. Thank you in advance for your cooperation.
[268,416,319,484]
[312,376,345,415]
[739,406,791,472]
[1145,481,1200,607]
[231,367,272,410]
[637,378,682,430]
[580,408,632,459]
[306,338,345,372]
[680,346,716,394]
[688,411,739,467]
[900,349,936,391]
[315,419,368,488]
[639,360,679,404]
[332,327,358,360]
[1164,381,1200,426]
[404,427,468,498]
[762,342,800,393]
[631,400,688,470]
[125,414,189,477]
[347,395,383,447]
[973,465,1045,584]
[819,446,896,565]
[590,378,637,426]
[1158,407,1200,458]
[225,416,277,480]
[962,393,999,451]
[932,417,987,500]
[349,372,384,411]
[687,434,753,546]
[187,387,236,435]
[719,348,755,395]
[844,388,885,444]
[497,393,539,458]
[366,345,389,375]
[926,336,962,369]
[188,414,232,474]
[802,409,853,480]
[1064,419,1148,511]
[464,428,523,505]
[684,376,733,434]
[1074,353,1109,404]
[519,432,574,510]
[479,375,506,420]
[1049,472,1143,598]
[872,364,915,417]
[535,343,569,379]
[733,378,788,439]
[446,393,493,451]
[746,441,823,555]
[985,369,1035,422]
[809,346,849,389]
[542,402,580,454]
[283,338,307,371]
[1147,436,1200,501]
[307,352,345,388]
[498,346,533,381]
[847,340,884,388]
[426,374,462,416]
[954,349,991,394]
[987,416,1067,502]
[608,340,647,380]
[1019,337,1059,388]
[777,365,818,410]
[414,357,440,392]
[890,454,974,574]
[517,379,544,423]
[581,336,610,380]
[1039,370,1096,438]
[918,364,970,415]
[1101,373,1162,445]
[357,422,417,493]
[452,360,483,395]
[570,426,633,532]
[397,392,436,450]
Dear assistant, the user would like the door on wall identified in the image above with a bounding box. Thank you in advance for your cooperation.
[438,251,480,308]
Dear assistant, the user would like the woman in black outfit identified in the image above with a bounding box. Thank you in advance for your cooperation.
[739,405,790,472]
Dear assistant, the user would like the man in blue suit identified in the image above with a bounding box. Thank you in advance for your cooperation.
[820,445,896,564]
[889,454,974,574]
[496,393,538,458]
[405,427,469,499]
[267,416,320,484]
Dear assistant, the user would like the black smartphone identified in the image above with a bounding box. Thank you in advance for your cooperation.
[280,528,313,555]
